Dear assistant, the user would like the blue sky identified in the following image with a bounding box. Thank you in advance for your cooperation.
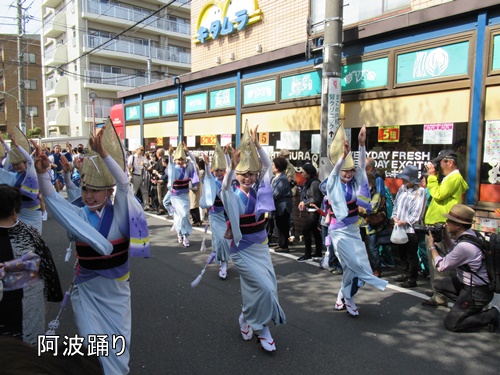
[0,0,42,35]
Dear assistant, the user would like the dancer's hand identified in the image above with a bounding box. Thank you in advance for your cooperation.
[31,139,51,174]
[358,124,366,147]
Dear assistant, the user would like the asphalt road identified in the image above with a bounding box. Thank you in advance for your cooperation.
[42,212,500,375]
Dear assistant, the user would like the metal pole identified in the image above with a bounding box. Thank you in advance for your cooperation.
[91,99,95,135]
[17,0,26,133]
[319,0,343,179]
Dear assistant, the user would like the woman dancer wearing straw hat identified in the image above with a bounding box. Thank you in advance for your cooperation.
[326,125,388,317]
[221,124,286,352]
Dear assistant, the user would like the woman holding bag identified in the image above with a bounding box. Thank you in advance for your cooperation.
[391,165,427,288]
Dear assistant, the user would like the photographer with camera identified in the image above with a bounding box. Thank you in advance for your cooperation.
[423,149,469,307]
[391,165,427,288]
[427,204,499,332]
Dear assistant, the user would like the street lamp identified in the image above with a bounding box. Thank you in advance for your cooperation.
[89,91,97,135]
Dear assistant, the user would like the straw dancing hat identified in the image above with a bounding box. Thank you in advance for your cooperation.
[0,142,4,159]
[80,118,126,190]
[9,125,30,164]
[328,125,355,170]
[173,143,187,160]
[211,138,226,171]
[235,124,260,174]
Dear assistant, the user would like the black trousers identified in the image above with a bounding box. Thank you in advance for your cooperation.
[275,211,291,249]
[434,275,496,332]
[395,232,420,282]
[302,211,322,257]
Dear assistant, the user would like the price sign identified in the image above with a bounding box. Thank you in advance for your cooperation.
[200,135,217,146]
[156,137,163,146]
[259,132,269,145]
[378,126,400,142]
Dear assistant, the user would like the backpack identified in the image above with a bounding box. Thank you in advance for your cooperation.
[456,232,500,293]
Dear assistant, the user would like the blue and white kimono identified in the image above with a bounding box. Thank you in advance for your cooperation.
[167,152,199,239]
[201,160,230,264]
[38,155,149,375]
[326,146,388,300]
[221,149,286,332]
[0,143,42,234]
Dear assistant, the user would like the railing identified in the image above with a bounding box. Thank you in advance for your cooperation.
[84,70,160,88]
[84,103,113,118]
[83,35,191,64]
[83,0,190,35]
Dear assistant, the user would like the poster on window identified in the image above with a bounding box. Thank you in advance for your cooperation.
[484,120,500,163]
[220,134,231,146]
[170,136,178,147]
[422,123,454,144]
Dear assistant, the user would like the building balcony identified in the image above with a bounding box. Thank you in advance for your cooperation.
[43,0,62,8]
[46,76,68,97]
[82,35,191,66]
[43,11,66,38]
[83,70,160,90]
[47,107,70,127]
[82,0,190,37]
[44,44,68,66]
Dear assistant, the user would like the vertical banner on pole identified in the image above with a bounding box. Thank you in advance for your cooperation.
[326,77,342,152]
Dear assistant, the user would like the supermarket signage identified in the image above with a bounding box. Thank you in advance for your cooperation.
[194,0,263,44]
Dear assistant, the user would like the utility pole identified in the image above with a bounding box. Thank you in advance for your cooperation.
[319,0,343,178]
[17,0,26,133]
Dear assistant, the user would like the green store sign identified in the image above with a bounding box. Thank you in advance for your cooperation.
[144,102,160,119]
[341,58,388,91]
[185,92,207,113]
[125,105,140,121]
[210,87,236,110]
[243,79,276,105]
[397,41,469,84]
[162,98,178,116]
[492,35,500,71]
[280,71,321,99]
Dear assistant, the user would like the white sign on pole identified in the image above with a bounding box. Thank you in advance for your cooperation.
[327,77,342,151]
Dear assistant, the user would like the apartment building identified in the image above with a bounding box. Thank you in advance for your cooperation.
[41,0,191,138]
[0,35,44,135]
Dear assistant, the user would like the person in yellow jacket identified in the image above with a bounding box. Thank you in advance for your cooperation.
[422,149,469,307]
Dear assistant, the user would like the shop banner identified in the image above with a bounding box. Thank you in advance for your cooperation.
[125,105,140,121]
[243,79,276,105]
[185,92,207,113]
[210,87,236,109]
[397,41,469,84]
[342,58,388,92]
[201,135,217,146]
[144,102,160,119]
[280,71,321,99]
[423,123,454,144]
[378,126,400,142]
[162,98,178,116]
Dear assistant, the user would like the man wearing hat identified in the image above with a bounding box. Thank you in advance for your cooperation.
[423,149,469,306]
[391,164,427,288]
[427,204,499,332]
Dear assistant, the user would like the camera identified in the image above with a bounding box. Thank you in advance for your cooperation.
[414,223,444,242]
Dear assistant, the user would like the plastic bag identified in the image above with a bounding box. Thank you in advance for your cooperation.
[391,225,408,244]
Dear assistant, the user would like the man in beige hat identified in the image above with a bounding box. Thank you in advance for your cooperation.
[427,204,499,332]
